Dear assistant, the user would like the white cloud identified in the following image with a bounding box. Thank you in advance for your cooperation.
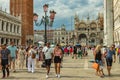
[0,0,10,13]
[34,0,103,30]
[0,0,103,30]
[34,0,103,19]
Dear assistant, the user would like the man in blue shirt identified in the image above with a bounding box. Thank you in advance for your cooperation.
[7,42,17,72]
[105,45,116,76]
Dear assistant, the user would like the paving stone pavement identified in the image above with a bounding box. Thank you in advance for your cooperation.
[0,50,120,80]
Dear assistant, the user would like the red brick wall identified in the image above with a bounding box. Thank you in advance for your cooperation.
[10,0,34,45]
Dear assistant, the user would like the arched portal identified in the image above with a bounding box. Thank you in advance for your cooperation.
[78,34,87,46]
[89,33,96,46]
[91,38,95,46]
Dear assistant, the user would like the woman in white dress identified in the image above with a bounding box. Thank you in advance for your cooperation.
[27,45,36,73]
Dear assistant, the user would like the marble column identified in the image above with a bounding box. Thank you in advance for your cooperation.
[16,26,17,33]
[16,25,18,33]
[3,38,6,44]
[4,21,6,31]
[12,24,14,33]
[15,39,17,45]
[8,39,10,45]
[104,0,114,46]
[8,23,10,32]
[18,25,20,34]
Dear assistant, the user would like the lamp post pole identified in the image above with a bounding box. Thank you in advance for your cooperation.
[88,28,89,46]
[44,12,47,44]
[43,4,48,44]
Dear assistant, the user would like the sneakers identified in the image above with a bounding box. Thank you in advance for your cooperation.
[55,74,61,78]
[46,75,48,78]
[55,74,58,77]
[32,71,34,73]
[45,74,60,78]
[58,74,60,78]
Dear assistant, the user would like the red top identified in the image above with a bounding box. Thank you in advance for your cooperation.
[70,47,73,53]
[64,47,68,52]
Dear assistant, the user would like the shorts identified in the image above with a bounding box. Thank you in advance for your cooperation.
[11,57,16,62]
[95,60,103,69]
[45,59,51,66]
[1,59,8,66]
[106,58,113,66]
[54,56,61,63]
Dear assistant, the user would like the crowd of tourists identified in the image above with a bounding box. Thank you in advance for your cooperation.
[0,41,64,79]
[62,45,88,59]
[0,41,120,79]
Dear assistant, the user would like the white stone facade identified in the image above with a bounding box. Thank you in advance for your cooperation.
[53,13,104,46]
[0,10,21,45]
[113,0,120,45]
[53,25,72,46]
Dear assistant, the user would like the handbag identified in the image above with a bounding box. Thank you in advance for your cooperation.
[31,50,36,59]
[92,62,99,70]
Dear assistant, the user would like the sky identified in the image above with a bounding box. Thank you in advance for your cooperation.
[0,0,103,30]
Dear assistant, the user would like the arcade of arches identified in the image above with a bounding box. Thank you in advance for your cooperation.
[74,13,104,46]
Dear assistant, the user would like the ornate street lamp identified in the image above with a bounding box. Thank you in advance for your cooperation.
[43,4,48,12]
[50,10,56,22]
[87,28,90,46]
[33,4,56,44]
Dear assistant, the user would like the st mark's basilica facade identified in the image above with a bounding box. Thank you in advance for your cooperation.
[74,13,104,46]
